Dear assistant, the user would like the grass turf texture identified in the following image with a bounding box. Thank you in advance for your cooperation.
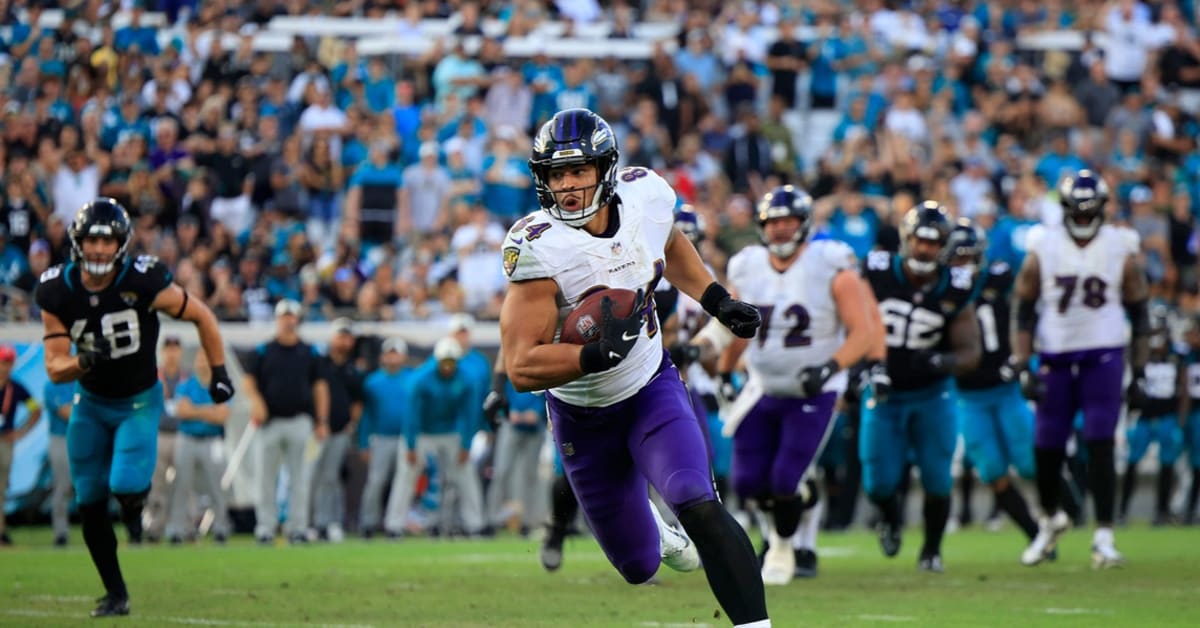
[0,525,1196,627]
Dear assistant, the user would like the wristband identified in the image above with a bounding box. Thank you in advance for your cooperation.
[700,282,731,318]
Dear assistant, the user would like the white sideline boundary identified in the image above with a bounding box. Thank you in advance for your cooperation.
[3,609,374,628]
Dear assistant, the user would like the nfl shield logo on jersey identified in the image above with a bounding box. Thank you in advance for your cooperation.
[611,242,622,256]
[503,247,521,276]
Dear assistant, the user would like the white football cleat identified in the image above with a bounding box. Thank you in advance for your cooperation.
[651,501,699,572]
[1022,510,1070,566]
[1091,528,1125,569]
[761,532,795,586]
[326,523,345,543]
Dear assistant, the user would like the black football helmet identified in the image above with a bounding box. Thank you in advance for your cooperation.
[1058,169,1109,241]
[901,201,952,275]
[529,108,620,227]
[70,197,132,276]
[674,204,705,245]
[756,184,813,258]
[942,218,987,272]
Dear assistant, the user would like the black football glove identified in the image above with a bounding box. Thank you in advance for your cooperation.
[1126,367,1149,411]
[579,290,646,374]
[865,360,891,404]
[209,365,235,403]
[718,372,739,405]
[482,373,510,429]
[77,335,113,371]
[912,350,954,376]
[799,359,839,398]
[1016,361,1044,401]
[700,283,761,339]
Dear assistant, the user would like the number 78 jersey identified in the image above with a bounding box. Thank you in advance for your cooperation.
[726,241,857,397]
[863,250,975,392]
[1026,224,1139,354]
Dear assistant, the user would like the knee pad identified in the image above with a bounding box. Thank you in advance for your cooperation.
[661,468,715,513]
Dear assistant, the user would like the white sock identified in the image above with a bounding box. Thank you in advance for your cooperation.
[1094,526,1114,546]
[792,499,822,550]
[735,620,771,627]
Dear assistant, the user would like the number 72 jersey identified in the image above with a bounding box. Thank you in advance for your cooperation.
[863,250,976,392]
[1026,224,1139,354]
[35,256,174,399]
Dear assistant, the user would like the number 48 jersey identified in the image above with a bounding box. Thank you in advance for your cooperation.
[957,261,1014,391]
[35,256,174,399]
[864,250,976,392]
[726,240,857,397]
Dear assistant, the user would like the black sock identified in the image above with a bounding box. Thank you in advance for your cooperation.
[876,493,901,528]
[958,464,975,524]
[677,500,768,625]
[114,490,148,543]
[1035,447,1066,515]
[549,475,577,535]
[1188,467,1200,518]
[1156,466,1175,518]
[1059,476,1082,522]
[921,495,950,558]
[773,496,803,538]
[1086,439,1116,526]
[1119,470,1137,519]
[995,483,1038,540]
[80,500,127,599]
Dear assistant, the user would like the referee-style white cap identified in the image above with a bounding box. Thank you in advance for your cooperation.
[433,337,464,362]
[382,337,408,355]
[448,313,475,333]
[275,299,302,318]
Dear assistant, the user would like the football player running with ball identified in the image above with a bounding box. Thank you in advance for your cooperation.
[500,108,770,627]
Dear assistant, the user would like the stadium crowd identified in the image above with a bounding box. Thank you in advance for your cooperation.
[5,0,1200,552]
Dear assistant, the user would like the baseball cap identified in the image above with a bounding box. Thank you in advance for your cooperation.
[443,136,467,155]
[29,239,50,255]
[1130,186,1152,204]
[331,317,355,336]
[163,335,182,346]
[275,298,302,317]
[0,345,15,363]
[433,337,464,361]
[382,337,408,354]
[419,142,439,159]
[448,313,475,333]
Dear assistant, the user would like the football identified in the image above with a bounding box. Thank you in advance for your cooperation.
[559,288,641,345]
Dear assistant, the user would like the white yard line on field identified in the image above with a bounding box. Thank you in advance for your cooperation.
[636,623,712,627]
[4,608,375,628]
[1044,608,1113,616]
[856,614,917,622]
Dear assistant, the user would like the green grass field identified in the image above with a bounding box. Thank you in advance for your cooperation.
[1,524,1197,627]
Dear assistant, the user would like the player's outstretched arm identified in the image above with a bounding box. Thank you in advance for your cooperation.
[153,284,234,402]
[41,310,90,384]
[830,270,875,369]
[501,277,587,392]
[1011,252,1042,365]
[663,229,760,339]
[946,305,983,376]
[1122,254,1151,373]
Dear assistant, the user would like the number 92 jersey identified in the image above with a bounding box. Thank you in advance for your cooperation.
[727,240,857,397]
[35,256,174,399]
[502,166,675,408]
[864,250,975,392]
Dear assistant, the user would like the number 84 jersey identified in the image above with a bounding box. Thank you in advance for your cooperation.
[1027,224,1138,354]
[726,240,857,397]
[35,256,174,399]
[864,250,975,392]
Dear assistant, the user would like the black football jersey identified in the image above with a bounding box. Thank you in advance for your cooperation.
[35,255,174,399]
[956,261,1014,391]
[863,250,976,392]
[1141,354,1182,418]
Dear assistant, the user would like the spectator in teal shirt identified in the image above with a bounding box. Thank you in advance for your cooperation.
[359,338,419,537]
[523,50,565,130]
[481,129,533,223]
[446,314,492,433]
[43,380,75,546]
[113,6,159,55]
[167,352,231,543]
[364,58,396,114]
[410,338,485,536]
[1034,133,1088,188]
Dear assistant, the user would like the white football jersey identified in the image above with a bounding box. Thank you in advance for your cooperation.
[726,240,858,397]
[674,289,719,397]
[502,166,676,407]
[1028,224,1139,354]
[1185,362,1200,399]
